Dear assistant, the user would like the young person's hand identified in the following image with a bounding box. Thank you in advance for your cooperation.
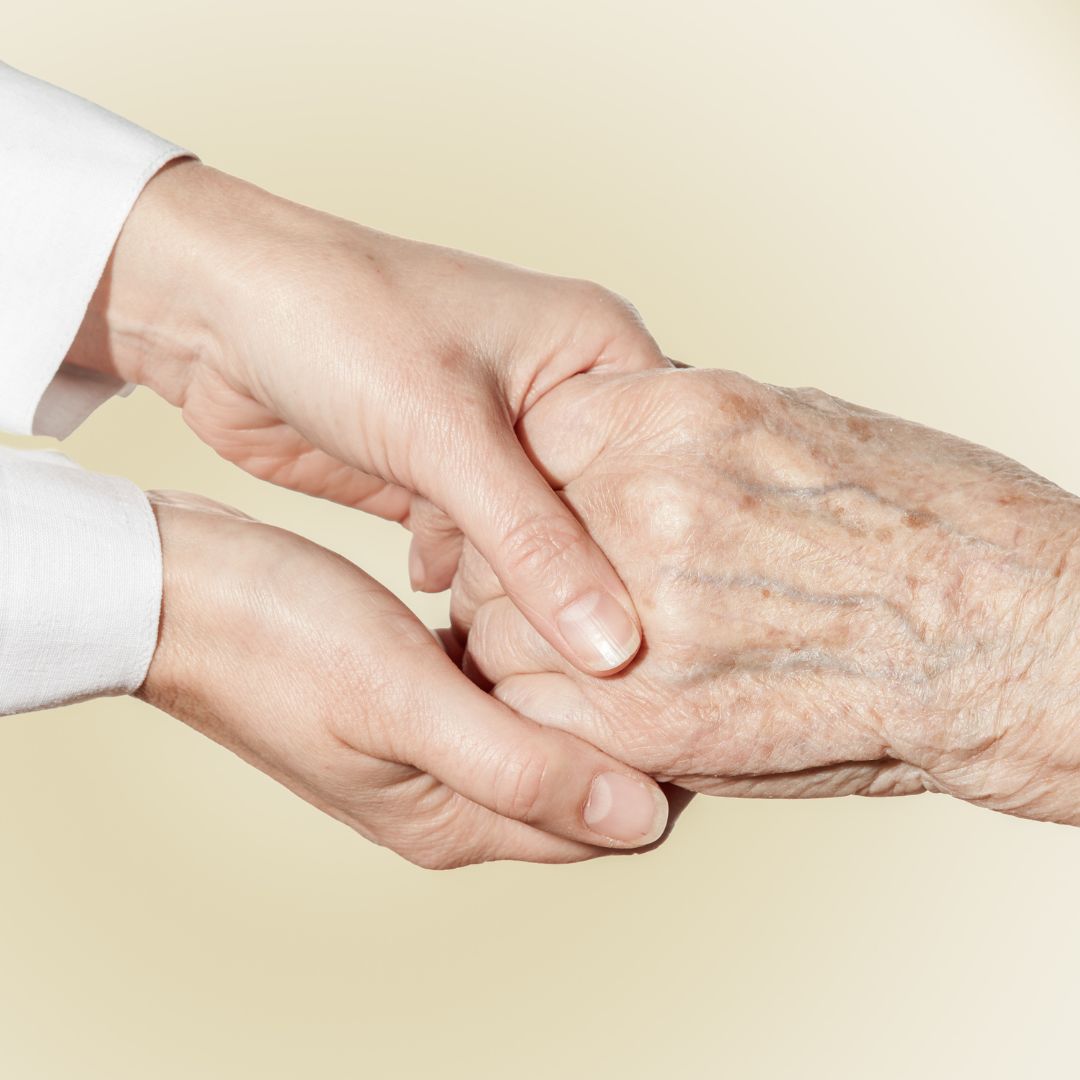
[137,491,669,870]
[70,161,670,676]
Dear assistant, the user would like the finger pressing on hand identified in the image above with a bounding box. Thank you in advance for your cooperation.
[463,595,566,686]
[438,421,642,676]
[403,665,668,849]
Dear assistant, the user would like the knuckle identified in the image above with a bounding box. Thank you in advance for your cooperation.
[656,369,768,428]
[499,513,589,584]
[410,498,457,541]
[648,370,734,431]
[710,375,770,427]
[451,541,501,611]
[573,279,649,335]
[786,384,843,414]
[490,746,550,823]
[573,277,621,308]
[637,471,698,540]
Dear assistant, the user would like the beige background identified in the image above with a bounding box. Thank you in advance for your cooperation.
[4,1,1080,1076]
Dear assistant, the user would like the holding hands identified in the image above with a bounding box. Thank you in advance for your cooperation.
[140,492,668,869]
[69,162,1080,863]
[72,160,658,675]
[67,160,675,867]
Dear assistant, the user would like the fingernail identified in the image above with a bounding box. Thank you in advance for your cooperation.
[408,546,426,591]
[584,772,666,846]
[556,591,640,672]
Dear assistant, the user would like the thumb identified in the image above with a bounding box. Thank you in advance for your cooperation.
[440,424,642,675]
[405,663,669,849]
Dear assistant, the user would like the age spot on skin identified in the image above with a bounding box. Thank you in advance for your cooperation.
[740,493,760,511]
[904,508,934,530]
[847,417,873,442]
[827,500,869,538]
[725,394,765,425]
[876,527,894,543]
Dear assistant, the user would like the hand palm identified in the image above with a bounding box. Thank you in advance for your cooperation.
[180,360,414,518]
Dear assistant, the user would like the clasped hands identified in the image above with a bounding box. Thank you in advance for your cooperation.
[75,160,1080,869]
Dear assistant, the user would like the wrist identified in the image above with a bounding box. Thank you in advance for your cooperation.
[134,491,252,712]
[64,161,269,405]
[1012,518,1080,769]
[935,500,1080,821]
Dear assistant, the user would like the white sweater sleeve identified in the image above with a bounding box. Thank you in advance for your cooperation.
[0,62,188,713]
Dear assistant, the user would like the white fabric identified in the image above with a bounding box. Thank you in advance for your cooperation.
[0,63,186,714]
[0,60,188,437]
[0,447,162,713]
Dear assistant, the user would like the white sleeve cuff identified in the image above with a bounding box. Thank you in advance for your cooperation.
[0,446,162,715]
[0,61,191,437]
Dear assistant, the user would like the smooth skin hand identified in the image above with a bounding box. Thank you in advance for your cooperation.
[139,492,670,869]
[456,368,1080,825]
[67,160,667,676]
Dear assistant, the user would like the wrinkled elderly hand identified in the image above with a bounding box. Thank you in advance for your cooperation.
[456,368,1080,824]
[138,492,669,870]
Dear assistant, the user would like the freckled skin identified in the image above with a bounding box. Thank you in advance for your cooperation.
[904,509,934,530]
[847,416,873,442]
[723,393,765,425]
[456,369,1080,825]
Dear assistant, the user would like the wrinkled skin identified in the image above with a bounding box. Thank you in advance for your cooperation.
[456,368,1080,824]
[138,493,670,871]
